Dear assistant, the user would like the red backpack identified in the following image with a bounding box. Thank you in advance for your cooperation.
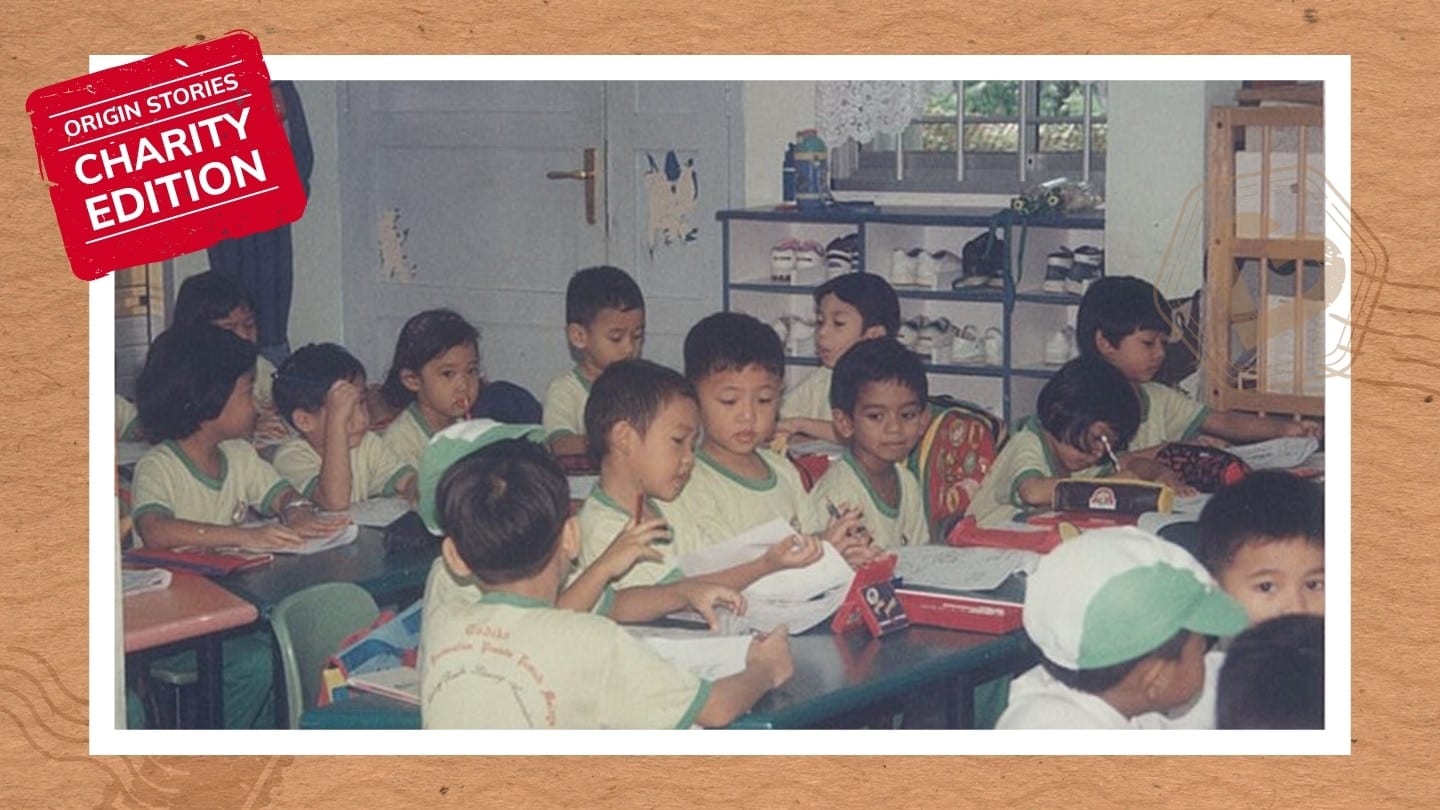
[909,397,1006,537]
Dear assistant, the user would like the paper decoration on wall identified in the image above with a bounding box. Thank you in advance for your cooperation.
[378,208,417,282]
[644,150,698,255]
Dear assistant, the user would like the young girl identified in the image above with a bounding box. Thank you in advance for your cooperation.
[131,325,349,551]
[171,271,289,443]
[380,309,484,470]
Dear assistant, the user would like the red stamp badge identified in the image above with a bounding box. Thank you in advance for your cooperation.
[27,31,306,281]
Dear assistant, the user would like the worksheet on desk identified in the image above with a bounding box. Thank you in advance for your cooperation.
[676,518,854,601]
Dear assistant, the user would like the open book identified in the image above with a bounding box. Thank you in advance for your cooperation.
[347,666,420,705]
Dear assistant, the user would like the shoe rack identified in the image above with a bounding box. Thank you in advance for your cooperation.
[718,205,1104,426]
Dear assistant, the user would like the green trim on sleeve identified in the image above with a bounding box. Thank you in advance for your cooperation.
[1181,404,1210,441]
[130,503,175,521]
[1008,469,1045,508]
[259,480,293,517]
[382,465,416,497]
[675,679,713,729]
[593,586,616,617]
[300,476,320,499]
[657,567,684,586]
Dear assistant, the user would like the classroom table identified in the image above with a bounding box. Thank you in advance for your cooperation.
[297,625,1037,730]
[123,571,260,728]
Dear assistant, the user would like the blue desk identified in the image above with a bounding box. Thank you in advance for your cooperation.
[299,625,1036,730]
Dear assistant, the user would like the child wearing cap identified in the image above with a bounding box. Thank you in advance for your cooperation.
[418,434,793,728]
[996,526,1250,729]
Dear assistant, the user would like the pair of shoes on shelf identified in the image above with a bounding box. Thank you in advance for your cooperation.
[898,316,951,359]
[825,233,861,278]
[1043,326,1080,365]
[770,239,824,283]
[1042,245,1104,295]
[770,315,816,357]
[891,249,962,288]
[960,232,1008,289]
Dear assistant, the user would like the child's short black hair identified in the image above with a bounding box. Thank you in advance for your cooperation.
[684,312,784,382]
[1036,356,1140,452]
[1041,630,1192,695]
[584,359,696,464]
[813,273,901,337]
[829,337,929,415]
[1197,471,1325,575]
[172,271,255,329]
[273,343,368,430]
[566,265,645,327]
[1075,276,1173,358]
[380,309,480,409]
[437,438,570,585]
[136,325,257,441]
[1217,614,1324,729]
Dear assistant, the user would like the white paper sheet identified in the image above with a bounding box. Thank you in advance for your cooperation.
[677,518,854,601]
[1229,437,1321,470]
[344,497,412,528]
[348,666,421,705]
[892,545,1039,593]
[269,522,360,555]
[122,567,172,596]
[627,627,751,680]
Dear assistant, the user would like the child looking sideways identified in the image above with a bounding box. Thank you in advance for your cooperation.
[777,273,901,444]
[380,309,483,470]
[420,437,792,729]
[544,266,646,456]
[271,343,417,512]
[131,326,348,550]
[967,357,1141,528]
[575,359,824,590]
[671,313,864,561]
[811,338,932,550]
[171,271,287,443]
[1076,277,1322,451]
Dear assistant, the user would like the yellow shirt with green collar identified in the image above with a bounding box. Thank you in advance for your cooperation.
[382,402,439,471]
[967,419,1115,529]
[671,447,826,546]
[271,431,415,504]
[810,451,930,549]
[575,487,696,590]
[542,367,592,440]
[780,366,834,422]
[1131,381,1208,452]
[418,559,704,729]
[130,439,292,544]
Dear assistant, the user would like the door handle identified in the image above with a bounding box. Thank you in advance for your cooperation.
[546,147,598,225]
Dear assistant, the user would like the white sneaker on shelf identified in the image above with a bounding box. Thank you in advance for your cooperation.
[1044,328,1071,365]
[951,325,984,364]
[897,318,921,351]
[917,250,960,289]
[770,239,799,282]
[1043,247,1073,293]
[794,241,824,281]
[890,248,920,286]
[983,327,1004,366]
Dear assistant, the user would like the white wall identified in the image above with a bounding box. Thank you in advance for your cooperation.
[742,82,816,207]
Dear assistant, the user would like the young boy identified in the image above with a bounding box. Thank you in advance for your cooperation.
[810,338,932,550]
[271,343,418,512]
[671,312,861,555]
[575,358,824,590]
[1076,276,1322,451]
[420,437,793,728]
[777,273,901,444]
[544,266,646,456]
[996,527,1250,729]
[1217,614,1325,729]
[966,357,1138,528]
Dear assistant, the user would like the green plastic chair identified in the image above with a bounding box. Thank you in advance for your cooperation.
[270,582,380,729]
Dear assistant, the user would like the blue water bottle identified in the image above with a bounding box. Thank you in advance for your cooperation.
[782,142,796,203]
[793,129,829,210]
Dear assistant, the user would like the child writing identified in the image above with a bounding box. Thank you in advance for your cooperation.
[575,358,825,590]
[271,343,418,512]
[996,527,1250,729]
[776,273,901,444]
[1076,276,1322,451]
[811,337,932,550]
[171,271,287,443]
[131,325,349,550]
[544,265,646,456]
[966,357,1141,528]
[420,437,793,728]
[671,312,864,561]
[380,309,483,470]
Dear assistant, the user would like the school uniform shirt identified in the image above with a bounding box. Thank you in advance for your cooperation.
[270,432,415,504]
[575,487,696,590]
[419,565,707,729]
[116,395,142,442]
[381,402,438,471]
[130,439,291,545]
[810,452,930,549]
[542,367,591,440]
[1151,648,1226,730]
[670,447,827,546]
[1131,381,1209,452]
[780,366,833,422]
[995,665,1172,730]
[966,419,1114,529]
[254,355,278,410]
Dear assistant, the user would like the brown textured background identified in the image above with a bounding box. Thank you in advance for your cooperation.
[2,2,1434,806]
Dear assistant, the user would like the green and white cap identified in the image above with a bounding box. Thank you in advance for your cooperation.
[417,418,547,535]
[1023,526,1249,670]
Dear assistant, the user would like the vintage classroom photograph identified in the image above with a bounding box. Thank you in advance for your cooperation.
[101,60,1346,751]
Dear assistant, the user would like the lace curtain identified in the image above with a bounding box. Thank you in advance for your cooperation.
[814,81,952,144]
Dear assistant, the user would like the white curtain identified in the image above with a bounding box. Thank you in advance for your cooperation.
[814,81,952,144]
